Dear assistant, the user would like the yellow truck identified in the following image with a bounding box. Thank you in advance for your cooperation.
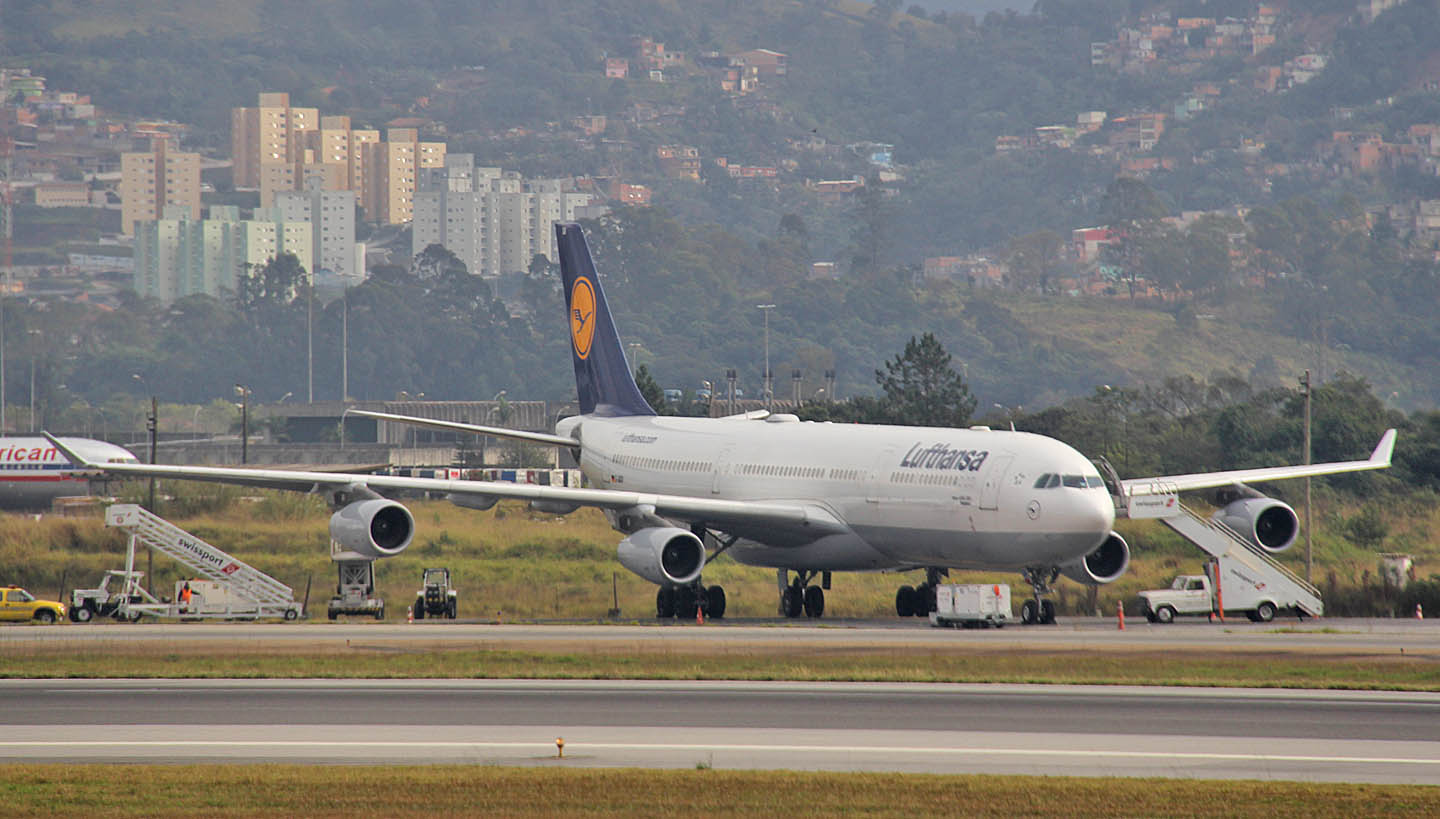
[0,586,66,624]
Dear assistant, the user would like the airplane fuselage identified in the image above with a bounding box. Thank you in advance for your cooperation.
[0,437,139,510]
[561,413,1115,572]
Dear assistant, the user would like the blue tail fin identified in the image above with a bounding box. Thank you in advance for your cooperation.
[555,223,656,417]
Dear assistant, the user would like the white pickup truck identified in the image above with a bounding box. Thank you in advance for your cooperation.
[1138,560,1293,624]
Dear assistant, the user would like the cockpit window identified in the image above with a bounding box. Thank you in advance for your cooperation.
[1035,473,1104,490]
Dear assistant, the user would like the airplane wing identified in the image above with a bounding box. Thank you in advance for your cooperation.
[43,432,846,538]
[346,409,579,448]
[1122,428,1396,497]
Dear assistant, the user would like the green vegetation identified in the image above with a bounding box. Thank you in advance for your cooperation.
[4,766,1436,818]
[7,640,1440,691]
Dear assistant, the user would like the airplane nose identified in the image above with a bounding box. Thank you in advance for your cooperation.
[1083,493,1116,533]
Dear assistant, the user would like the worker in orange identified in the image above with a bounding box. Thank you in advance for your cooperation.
[179,581,193,612]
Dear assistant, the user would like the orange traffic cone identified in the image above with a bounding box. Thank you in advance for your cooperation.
[1116,600,1125,630]
[696,603,705,625]
[407,606,413,624]
[1417,604,1424,620]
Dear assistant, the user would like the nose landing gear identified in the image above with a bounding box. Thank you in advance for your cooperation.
[1020,566,1060,625]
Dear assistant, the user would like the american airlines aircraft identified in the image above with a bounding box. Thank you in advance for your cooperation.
[45,223,1396,623]
[0,436,138,509]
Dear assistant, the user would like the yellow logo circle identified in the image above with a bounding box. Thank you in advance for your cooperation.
[570,277,596,359]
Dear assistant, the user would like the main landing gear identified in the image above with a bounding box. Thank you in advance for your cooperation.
[1019,566,1059,625]
[654,525,736,620]
[778,569,829,618]
[895,567,948,618]
[656,580,727,620]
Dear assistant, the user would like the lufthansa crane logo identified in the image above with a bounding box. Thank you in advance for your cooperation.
[569,276,596,359]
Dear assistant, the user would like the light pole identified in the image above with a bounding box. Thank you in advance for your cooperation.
[26,328,39,432]
[1301,369,1312,583]
[234,384,250,464]
[756,304,775,409]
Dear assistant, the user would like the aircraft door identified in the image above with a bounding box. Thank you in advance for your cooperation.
[865,445,898,504]
[978,454,1014,511]
[711,444,735,495]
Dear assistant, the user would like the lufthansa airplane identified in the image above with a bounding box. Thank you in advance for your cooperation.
[45,224,1396,622]
[0,436,138,509]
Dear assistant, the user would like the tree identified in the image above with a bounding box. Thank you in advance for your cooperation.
[1005,229,1063,293]
[875,333,977,427]
[237,252,307,308]
[634,364,667,414]
[1100,177,1167,299]
[413,243,468,280]
[848,175,890,277]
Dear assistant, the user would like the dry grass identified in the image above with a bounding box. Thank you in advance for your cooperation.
[2,765,1438,817]
[6,639,1440,690]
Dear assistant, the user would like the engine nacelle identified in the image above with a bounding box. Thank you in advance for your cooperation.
[329,499,415,558]
[1214,498,1298,553]
[616,527,706,586]
[1059,532,1130,585]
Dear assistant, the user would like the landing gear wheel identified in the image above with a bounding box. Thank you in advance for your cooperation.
[1020,599,1038,625]
[803,585,825,618]
[73,605,93,623]
[656,586,676,619]
[781,585,803,618]
[912,584,934,617]
[895,585,916,618]
[1039,599,1056,625]
[414,597,425,620]
[1254,601,1277,623]
[675,585,699,620]
[705,586,726,619]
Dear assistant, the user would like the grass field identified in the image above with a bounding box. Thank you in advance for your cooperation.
[2,765,1438,817]
[6,632,1440,690]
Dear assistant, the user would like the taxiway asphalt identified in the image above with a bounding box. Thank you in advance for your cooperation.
[2,679,1439,783]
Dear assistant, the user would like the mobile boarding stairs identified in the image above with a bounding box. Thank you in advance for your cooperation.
[98,504,303,621]
[1114,477,1323,619]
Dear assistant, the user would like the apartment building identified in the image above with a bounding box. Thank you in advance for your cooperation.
[412,155,596,278]
[363,127,446,224]
[230,92,318,191]
[133,205,312,304]
[119,138,200,236]
[275,176,360,278]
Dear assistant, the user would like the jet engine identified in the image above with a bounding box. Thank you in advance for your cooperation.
[616,527,706,586]
[1213,498,1298,553]
[329,499,415,558]
[1059,532,1130,585]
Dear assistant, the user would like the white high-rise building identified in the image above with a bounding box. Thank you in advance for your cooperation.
[133,206,312,304]
[275,176,358,278]
[412,155,598,278]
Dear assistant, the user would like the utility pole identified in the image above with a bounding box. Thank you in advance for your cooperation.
[1302,369,1312,584]
[235,384,250,464]
[307,272,314,403]
[756,304,775,410]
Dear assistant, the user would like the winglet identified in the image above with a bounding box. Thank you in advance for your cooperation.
[1371,428,1397,466]
[42,431,96,468]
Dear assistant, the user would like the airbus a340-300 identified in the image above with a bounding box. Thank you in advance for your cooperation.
[46,223,1395,622]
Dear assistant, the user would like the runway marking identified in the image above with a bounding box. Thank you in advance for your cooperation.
[3,741,1438,767]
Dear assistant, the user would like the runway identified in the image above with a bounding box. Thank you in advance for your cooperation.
[4,679,1439,783]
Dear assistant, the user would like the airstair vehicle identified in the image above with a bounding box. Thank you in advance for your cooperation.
[82,504,303,621]
[1110,471,1323,620]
